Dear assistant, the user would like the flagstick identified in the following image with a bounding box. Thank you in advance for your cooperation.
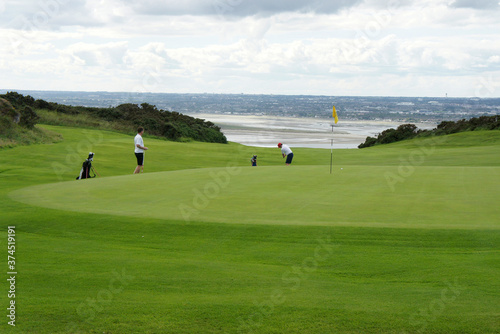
[331,105,338,174]
[330,125,334,174]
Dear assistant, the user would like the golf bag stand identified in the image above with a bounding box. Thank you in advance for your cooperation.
[76,152,97,180]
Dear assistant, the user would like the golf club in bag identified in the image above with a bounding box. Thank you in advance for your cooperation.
[76,152,100,180]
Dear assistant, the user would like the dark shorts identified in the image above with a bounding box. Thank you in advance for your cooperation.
[286,153,294,164]
[135,153,144,166]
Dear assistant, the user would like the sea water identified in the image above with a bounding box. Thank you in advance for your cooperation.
[188,114,436,149]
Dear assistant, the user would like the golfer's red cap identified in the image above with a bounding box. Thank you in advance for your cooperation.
[277,143,282,147]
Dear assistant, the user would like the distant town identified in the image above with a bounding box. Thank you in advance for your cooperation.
[2,90,499,122]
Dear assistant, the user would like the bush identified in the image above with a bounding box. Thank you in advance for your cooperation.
[1,91,35,108]
[34,99,57,110]
[0,98,20,123]
[358,123,419,148]
[19,106,40,129]
[358,136,377,148]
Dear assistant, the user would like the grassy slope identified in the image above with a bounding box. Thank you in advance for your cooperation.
[0,123,63,148]
[0,125,499,333]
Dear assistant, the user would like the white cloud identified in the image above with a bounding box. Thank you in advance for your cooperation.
[127,0,365,17]
[60,41,129,67]
[1,0,500,96]
[451,0,500,9]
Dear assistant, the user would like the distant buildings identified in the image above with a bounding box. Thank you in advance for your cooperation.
[1,89,498,122]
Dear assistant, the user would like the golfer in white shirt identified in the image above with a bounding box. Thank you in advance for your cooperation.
[134,127,148,174]
[278,143,293,165]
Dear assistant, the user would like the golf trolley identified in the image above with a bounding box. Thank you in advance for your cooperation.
[76,152,100,180]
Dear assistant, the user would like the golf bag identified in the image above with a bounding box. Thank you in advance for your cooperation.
[76,152,97,180]
[251,155,257,166]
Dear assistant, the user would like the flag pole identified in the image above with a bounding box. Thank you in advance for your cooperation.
[330,105,338,174]
[330,126,333,174]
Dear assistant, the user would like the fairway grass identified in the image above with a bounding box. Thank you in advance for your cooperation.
[1,125,499,333]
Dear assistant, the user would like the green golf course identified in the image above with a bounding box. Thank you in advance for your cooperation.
[1,125,499,333]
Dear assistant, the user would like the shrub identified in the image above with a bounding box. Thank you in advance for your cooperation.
[19,106,40,129]
[0,98,20,123]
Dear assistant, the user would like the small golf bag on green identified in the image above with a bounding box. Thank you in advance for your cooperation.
[76,152,96,180]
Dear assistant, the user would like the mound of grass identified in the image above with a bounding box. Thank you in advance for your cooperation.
[0,120,63,148]
[0,125,499,334]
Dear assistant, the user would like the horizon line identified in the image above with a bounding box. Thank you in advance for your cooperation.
[1,88,498,100]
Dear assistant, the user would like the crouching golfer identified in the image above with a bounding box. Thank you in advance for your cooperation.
[278,143,293,165]
[134,127,148,174]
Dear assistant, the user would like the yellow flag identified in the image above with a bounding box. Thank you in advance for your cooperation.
[332,106,338,124]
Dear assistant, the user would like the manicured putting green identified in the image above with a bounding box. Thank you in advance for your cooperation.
[11,165,500,229]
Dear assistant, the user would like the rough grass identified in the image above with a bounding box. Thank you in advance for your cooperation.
[0,119,63,148]
[36,109,134,134]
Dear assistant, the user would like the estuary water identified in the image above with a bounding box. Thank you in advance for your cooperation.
[188,113,436,149]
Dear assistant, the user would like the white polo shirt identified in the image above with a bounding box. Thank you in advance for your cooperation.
[134,134,144,153]
[281,144,292,156]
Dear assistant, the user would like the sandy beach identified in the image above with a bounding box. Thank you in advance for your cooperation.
[188,114,436,149]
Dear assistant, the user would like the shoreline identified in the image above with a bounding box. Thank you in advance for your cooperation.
[188,113,437,149]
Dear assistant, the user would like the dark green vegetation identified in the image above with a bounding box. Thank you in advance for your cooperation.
[0,125,499,333]
[359,115,500,148]
[0,97,62,148]
[0,92,227,145]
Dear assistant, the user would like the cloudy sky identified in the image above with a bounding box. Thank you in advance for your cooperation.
[1,0,499,97]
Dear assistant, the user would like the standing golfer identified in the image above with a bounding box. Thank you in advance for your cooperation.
[134,127,148,174]
[278,143,293,165]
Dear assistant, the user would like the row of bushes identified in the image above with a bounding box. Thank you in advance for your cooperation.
[358,124,420,148]
[358,115,500,148]
[434,115,500,134]
[111,103,227,143]
[0,92,227,143]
